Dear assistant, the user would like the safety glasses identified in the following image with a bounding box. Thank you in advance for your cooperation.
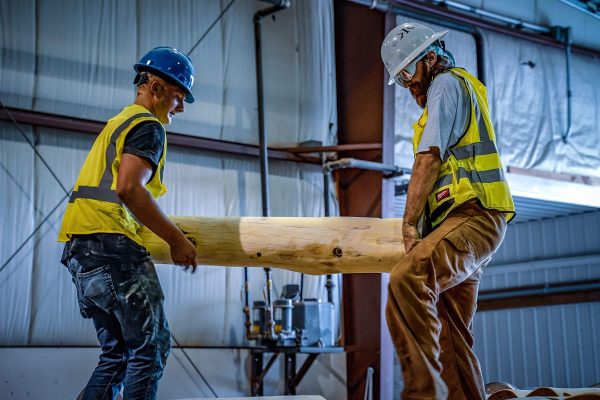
[393,51,428,85]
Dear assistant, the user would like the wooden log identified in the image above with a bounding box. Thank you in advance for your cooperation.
[486,387,600,399]
[527,387,600,397]
[138,216,404,275]
[487,389,521,400]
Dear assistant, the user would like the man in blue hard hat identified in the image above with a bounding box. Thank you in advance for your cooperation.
[58,47,197,399]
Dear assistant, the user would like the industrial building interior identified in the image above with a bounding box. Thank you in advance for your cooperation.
[0,0,599,399]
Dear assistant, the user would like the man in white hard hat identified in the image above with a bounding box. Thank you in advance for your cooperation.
[381,23,515,399]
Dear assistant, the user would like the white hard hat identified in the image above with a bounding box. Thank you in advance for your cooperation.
[381,23,448,85]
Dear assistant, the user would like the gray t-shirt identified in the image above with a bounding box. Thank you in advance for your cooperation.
[416,72,470,158]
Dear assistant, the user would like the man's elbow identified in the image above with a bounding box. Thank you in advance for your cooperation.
[416,151,442,170]
[115,182,138,202]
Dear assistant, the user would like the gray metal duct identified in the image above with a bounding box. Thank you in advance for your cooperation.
[323,157,406,176]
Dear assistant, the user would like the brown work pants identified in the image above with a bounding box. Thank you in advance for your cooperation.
[387,201,507,400]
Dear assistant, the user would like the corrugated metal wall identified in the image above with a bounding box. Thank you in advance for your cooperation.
[475,303,600,388]
[474,210,600,388]
[488,211,600,266]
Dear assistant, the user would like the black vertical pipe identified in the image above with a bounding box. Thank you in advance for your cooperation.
[323,161,331,218]
[563,26,572,143]
[254,0,290,218]
[323,155,334,304]
[254,16,270,218]
[254,0,290,342]
[243,267,253,339]
[472,28,486,85]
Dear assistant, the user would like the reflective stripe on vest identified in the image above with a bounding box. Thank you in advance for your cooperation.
[69,186,122,204]
[444,140,497,162]
[434,167,506,190]
[68,112,154,204]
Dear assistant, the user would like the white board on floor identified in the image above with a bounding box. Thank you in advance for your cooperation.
[175,396,327,400]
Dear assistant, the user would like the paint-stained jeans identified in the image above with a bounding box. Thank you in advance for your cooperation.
[65,255,170,400]
[386,200,507,400]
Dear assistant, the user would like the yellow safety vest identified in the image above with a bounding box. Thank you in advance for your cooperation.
[412,68,515,227]
[58,104,167,245]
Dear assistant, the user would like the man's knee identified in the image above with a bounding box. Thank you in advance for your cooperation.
[389,259,411,289]
[128,344,167,377]
[388,252,427,289]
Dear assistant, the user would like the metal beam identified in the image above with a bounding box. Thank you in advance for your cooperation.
[0,107,319,164]
[507,166,600,187]
[478,279,600,311]
[487,253,600,275]
[480,255,600,310]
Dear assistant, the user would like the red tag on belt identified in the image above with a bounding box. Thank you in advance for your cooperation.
[435,188,450,202]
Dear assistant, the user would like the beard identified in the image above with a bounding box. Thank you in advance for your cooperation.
[409,67,434,108]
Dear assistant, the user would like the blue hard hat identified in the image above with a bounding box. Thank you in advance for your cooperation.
[134,47,195,103]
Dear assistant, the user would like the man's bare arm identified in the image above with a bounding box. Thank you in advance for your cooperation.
[403,148,442,252]
[116,153,197,269]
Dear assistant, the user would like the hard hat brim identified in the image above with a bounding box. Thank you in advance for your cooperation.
[181,90,195,104]
[387,30,448,85]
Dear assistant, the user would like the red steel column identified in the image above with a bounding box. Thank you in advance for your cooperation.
[380,11,398,400]
[334,1,392,399]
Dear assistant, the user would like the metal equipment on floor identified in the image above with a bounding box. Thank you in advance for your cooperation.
[248,284,342,396]
[251,284,335,348]
[250,346,344,396]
